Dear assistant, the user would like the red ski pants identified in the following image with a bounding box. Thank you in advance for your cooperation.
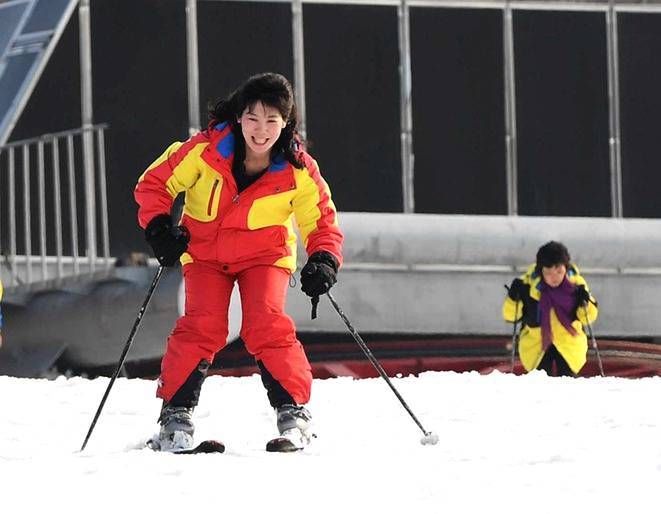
[157,261,312,404]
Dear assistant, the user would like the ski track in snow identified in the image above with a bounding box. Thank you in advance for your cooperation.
[0,371,659,513]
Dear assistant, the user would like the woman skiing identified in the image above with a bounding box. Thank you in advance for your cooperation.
[503,241,598,376]
[135,73,343,452]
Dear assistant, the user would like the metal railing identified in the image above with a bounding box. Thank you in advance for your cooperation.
[0,124,112,289]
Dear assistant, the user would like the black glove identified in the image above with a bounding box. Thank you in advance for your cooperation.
[300,251,338,297]
[145,214,190,267]
[507,278,528,301]
[575,285,591,306]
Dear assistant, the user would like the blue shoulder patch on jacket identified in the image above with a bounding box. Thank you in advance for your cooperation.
[216,130,235,158]
[269,153,287,172]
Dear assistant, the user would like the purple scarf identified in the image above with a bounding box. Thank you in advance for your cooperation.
[539,277,578,351]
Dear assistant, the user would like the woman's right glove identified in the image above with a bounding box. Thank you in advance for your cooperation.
[300,251,339,297]
[507,278,528,301]
[145,214,190,267]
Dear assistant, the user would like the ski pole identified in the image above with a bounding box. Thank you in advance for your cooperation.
[325,291,439,446]
[509,298,520,373]
[504,284,521,373]
[80,265,165,451]
[583,304,605,377]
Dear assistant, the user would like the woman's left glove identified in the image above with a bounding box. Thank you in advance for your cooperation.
[300,251,339,297]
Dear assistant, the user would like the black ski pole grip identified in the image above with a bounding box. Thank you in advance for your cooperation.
[311,295,319,319]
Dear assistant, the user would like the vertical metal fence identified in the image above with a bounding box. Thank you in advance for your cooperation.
[0,124,111,289]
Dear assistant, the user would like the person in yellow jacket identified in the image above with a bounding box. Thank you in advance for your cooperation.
[503,241,598,376]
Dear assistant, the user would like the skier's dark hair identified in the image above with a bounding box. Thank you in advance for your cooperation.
[208,72,303,169]
[536,241,571,272]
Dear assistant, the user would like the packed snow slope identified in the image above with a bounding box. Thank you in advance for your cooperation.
[0,371,659,513]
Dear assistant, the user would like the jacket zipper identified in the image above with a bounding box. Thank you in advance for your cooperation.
[231,175,266,204]
[207,179,220,215]
[230,165,289,204]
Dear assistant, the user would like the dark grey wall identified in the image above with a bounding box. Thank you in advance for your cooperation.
[303,4,402,212]
[7,2,661,259]
[198,1,294,125]
[91,0,189,258]
[515,10,611,217]
[619,13,661,218]
[411,7,507,214]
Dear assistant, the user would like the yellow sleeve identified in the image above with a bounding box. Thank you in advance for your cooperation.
[135,135,208,227]
[292,158,343,262]
[502,296,523,323]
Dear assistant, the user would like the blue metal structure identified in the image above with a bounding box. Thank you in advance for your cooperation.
[0,0,78,146]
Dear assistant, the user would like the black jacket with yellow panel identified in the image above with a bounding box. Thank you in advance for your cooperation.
[502,264,598,374]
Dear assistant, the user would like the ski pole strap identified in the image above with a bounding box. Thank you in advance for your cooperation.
[311,295,319,319]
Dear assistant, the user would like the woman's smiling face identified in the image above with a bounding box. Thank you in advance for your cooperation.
[239,101,286,159]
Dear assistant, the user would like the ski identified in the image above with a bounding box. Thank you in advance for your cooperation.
[146,438,225,454]
[146,436,308,453]
[266,436,303,453]
[174,439,225,454]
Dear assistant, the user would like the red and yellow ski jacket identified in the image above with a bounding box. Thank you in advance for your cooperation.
[135,123,343,272]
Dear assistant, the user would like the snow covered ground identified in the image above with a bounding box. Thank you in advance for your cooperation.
[0,371,659,513]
